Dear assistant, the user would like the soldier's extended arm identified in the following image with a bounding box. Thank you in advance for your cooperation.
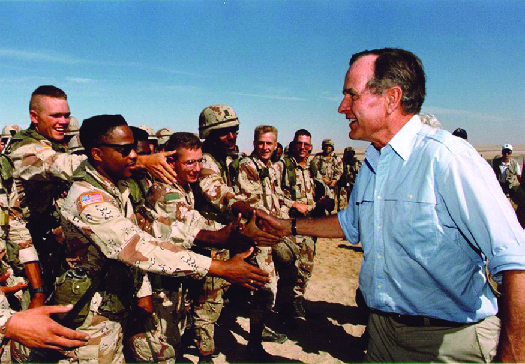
[63,189,268,288]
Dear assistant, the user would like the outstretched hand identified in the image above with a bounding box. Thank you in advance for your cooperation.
[240,212,281,247]
[137,150,177,184]
[5,305,89,350]
[254,210,291,237]
[210,248,269,290]
[0,272,27,295]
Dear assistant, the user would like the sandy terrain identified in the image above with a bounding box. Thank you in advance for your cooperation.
[181,238,367,363]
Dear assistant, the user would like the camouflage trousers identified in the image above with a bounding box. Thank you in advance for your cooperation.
[191,249,230,357]
[337,184,352,211]
[126,282,190,363]
[249,247,278,343]
[58,292,127,364]
[293,235,316,299]
[273,235,316,309]
[252,247,277,311]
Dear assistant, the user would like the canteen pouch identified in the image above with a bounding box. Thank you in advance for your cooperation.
[51,268,92,327]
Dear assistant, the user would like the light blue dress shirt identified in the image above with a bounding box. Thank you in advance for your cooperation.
[338,115,525,323]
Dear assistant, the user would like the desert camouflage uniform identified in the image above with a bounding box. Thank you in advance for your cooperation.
[337,158,361,210]
[58,161,211,363]
[128,180,223,362]
[7,128,86,290]
[278,157,318,301]
[311,152,343,209]
[235,155,283,307]
[191,142,245,357]
[0,304,15,362]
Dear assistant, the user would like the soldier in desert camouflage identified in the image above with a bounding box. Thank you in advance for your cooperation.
[311,138,343,210]
[58,114,269,363]
[277,129,333,324]
[234,125,290,360]
[127,131,277,362]
[337,146,361,210]
[6,86,184,312]
[65,117,84,155]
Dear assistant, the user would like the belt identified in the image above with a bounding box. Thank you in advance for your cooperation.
[372,310,470,328]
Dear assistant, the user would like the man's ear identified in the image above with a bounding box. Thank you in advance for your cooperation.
[92,147,103,164]
[29,109,38,126]
[385,86,403,114]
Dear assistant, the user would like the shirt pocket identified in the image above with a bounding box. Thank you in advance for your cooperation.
[383,189,440,258]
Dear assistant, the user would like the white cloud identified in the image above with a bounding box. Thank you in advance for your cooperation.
[0,48,85,65]
[424,106,512,123]
[65,77,97,84]
[229,92,305,101]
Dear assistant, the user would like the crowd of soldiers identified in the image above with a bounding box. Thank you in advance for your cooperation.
[0,85,362,364]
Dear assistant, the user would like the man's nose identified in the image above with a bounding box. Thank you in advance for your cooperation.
[338,95,351,114]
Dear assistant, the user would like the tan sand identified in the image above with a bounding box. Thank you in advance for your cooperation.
[181,238,367,363]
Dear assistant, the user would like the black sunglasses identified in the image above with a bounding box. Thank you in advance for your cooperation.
[97,143,135,156]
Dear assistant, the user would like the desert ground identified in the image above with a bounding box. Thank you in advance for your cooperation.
[181,238,367,363]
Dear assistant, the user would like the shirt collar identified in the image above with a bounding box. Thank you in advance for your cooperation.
[364,115,422,172]
[388,114,422,161]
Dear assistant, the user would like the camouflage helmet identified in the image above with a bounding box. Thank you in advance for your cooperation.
[156,127,174,146]
[419,112,442,129]
[1,124,21,138]
[198,104,240,139]
[138,125,158,141]
[67,133,84,154]
[322,138,335,148]
[65,117,80,136]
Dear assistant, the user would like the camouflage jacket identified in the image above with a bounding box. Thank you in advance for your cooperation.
[340,159,361,187]
[235,154,288,218]
[0,306,15,342]
[8,128,85,264]
[310,153,343,183]
[277,157,317,212]
[194,144,245,224]
[60,161,211,280]
[146,180,223,249]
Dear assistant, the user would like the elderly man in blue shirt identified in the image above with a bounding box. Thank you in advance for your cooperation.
[257,48,525,362]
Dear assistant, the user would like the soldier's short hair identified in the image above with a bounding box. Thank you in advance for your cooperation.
[350,48,426,114]
[254,125,278,141]
[164,132,202,159]
[29,85,67,111]
[293,129,311,142]
[80,115,128,158]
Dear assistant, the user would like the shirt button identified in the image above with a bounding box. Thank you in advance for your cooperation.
[377,284,382,289]
[408,194,413,199]
[377,254,382,259]
[377,195,382,199]
[377,225,382,229]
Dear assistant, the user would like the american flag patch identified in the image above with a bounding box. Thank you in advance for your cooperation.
[33,144,52,153]
[79,192,104,208]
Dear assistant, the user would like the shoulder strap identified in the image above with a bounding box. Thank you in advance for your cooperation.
[282,157,297,200]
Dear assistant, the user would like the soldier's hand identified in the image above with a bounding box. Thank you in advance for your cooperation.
[137,150,177,184]
[239,212,280,247]
[255,210,292,237]
[5,305,89,350]
[0,271,27,295]
[209,248,269,290]
[292,202,309,216]
[136,295,154,314]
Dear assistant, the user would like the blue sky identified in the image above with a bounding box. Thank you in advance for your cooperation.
[0,1,523,152]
